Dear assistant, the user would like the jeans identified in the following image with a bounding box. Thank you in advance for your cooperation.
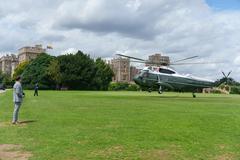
[12,102,21,123]
[34,90,38,96]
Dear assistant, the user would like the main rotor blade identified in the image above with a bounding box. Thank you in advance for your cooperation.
[130,60,146,64]
[172,56,198,63]
[171,62,222,65]
[130,60,167,66]
[116,54,146,61]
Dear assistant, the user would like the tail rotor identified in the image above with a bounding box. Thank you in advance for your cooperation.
[222,71,232,85]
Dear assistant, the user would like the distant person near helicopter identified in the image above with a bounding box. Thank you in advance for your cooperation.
[34,83,39,96]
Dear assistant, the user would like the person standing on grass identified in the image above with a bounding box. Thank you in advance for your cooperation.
[34,82,38,96]
[12,76,24,124]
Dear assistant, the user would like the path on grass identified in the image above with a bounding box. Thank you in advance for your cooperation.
[0,90,6,94]
[0,144,32,160]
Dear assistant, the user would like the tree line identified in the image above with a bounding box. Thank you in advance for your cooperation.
[1,51,240,94]
[2,51,114,90]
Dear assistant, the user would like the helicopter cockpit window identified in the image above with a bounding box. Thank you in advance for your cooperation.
[140,70,149,78]
[159,68,175,74]
[143,72,148,78]
[147,66,152,70]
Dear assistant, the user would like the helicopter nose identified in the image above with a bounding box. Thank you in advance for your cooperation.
[133,75,142,85]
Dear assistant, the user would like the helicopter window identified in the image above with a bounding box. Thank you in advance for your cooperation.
[140,71,149,78]
[143,72,148,78]
[159,68,175,74]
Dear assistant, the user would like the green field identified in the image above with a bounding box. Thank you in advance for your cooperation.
[1,91,240,160]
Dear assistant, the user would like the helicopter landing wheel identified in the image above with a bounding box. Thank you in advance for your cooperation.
[158,86,162,94]
[192,92,196,98]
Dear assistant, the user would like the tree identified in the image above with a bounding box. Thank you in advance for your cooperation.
[22,53,55,89]
[230,86,240,94]
[0,71,3,83]
[94,58,114,90]
[0,71,13,87]
[13,61,30,80]
[47,59,61,89]
[17,51,114,90]
[57,51,96,90]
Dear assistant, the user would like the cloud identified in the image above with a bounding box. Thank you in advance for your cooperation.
[0,0,240,80]
[234,56,240,65]
[53,0,212,40]
[54,0,155,39]
[61,48,78,55]
[41,34,66,42]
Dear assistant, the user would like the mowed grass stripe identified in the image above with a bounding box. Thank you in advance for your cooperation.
[0,90,240,159]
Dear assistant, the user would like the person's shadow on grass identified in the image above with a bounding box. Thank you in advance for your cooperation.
[19,120,37,124]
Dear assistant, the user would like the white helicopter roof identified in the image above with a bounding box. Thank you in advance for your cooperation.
[143,66,177,74]
[142,66,214,83]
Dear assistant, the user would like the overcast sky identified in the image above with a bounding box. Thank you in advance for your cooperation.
[0,0,240,81]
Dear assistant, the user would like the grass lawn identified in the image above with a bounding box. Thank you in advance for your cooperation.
[1,90,240,160]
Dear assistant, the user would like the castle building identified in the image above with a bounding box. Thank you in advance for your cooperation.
[147,53,170,66]
[0,54,18,76]
[18,44,46,63]
[130,66,140,81]
[110,58,130,82]
[110,57,141,83]
[0,44,47,77]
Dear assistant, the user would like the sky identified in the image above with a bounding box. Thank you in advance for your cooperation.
[206,0,240,10]
[0,0,240,81]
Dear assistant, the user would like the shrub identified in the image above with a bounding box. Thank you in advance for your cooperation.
[127,84,140,91]
[211,89,222,94]
[108,82,140,91]
[230,86,240,94]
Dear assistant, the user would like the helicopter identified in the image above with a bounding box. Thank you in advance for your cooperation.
[117,54,220,98]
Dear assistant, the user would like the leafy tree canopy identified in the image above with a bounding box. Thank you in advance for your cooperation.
[0,71,13,87]
[13,61,30,80]
[22,53,55,89]
[57,51,96,90]
[15,51,114,90]
[47,59,61,88]
[94,58,114,90]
